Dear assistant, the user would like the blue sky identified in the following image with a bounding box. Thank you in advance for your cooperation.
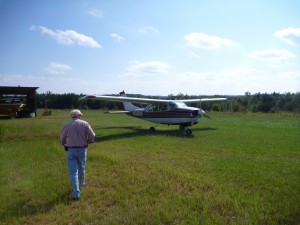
[0,0,299,95]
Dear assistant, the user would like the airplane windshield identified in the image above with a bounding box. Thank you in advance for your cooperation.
[173,101,187,107]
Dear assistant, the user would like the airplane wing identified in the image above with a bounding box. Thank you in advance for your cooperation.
[79,95,226,104]
[79,95,171,104]
[182,98,227,103]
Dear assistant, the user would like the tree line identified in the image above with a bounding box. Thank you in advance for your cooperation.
[37,91,300,113]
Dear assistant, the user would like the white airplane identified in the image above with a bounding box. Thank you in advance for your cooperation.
[79,91,226,135]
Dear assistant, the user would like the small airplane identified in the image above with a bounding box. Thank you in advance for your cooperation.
[79,91,226,135]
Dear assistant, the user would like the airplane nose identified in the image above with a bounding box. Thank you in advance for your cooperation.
[192,109,210,118]
[199,109,205,115]
[195,109,210,119]
[192,109,205,116]
[192,110,200,116]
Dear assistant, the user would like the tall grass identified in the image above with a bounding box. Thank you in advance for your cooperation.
[0,110,299,224]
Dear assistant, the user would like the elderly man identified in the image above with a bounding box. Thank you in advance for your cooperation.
[60,109,95,200]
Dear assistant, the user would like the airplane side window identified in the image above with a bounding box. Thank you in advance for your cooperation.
[160,105,166,111]
[169,102,176,110]
[146,105,153,111]
[161,104,170,111]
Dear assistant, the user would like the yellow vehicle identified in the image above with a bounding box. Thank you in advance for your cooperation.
[0,99,27,117]
[0,86,38,118]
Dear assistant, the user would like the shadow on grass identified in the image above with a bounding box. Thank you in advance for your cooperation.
[0,115,12,120]
[95,126,217,142]
[0,190,71,223]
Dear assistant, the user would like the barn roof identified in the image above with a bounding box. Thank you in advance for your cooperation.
[0,86,39,95]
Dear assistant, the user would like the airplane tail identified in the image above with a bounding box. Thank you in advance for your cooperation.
[119,91,141,111]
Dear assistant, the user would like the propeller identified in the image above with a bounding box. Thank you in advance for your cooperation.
[199,109,211,119]
[196,101,211,119]
[203,113,211,119]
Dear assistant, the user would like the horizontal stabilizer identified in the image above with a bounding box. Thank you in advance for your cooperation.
[106,110,130,114]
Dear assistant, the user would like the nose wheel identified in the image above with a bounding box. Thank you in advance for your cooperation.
[179,125,192,135]
[185,128,192,135]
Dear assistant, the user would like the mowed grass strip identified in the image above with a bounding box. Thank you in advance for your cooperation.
[0,110,299,224]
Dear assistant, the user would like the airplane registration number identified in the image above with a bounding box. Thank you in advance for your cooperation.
[133,111,143,117]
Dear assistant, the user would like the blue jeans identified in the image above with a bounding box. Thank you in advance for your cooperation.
[67,148,87,198]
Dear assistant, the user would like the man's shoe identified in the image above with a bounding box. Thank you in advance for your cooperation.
[72,197,80,201]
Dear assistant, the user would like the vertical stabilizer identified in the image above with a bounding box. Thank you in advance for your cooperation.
[119,91,141,111]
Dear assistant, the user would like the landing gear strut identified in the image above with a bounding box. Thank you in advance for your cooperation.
[179,125,193,135]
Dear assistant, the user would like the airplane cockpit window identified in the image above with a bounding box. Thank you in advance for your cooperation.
[169,102,177,110]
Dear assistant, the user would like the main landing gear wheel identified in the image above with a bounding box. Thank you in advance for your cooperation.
[149,127,156,133]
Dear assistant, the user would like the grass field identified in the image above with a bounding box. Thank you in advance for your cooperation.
[0,110,299,225]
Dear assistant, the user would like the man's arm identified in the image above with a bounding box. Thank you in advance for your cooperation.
[86,124,96,144]
[60,126,67,146]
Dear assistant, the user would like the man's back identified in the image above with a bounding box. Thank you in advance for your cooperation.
[61,118,95,147]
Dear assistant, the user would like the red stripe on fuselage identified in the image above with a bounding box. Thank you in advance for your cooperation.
[127,108,196,118]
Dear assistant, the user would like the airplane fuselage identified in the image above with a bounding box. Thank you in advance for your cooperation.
[126,106,201,126]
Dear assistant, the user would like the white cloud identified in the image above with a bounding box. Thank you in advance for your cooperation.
[184,33,239,50]
[187,51,200,58]
[274,28,300,46]
[111,33,124,42]
[124,61,169,77]
[139,26,159,34]
[278,71,300,79]
[250,49,296,63]
[31,25,102,48]
[88,8,104,18]
[1,67,299,95]
[0,73,101,94]
[29,25,36,31]
[182,67,261,82]
[171,67,299,95]
[183,71,217,80]
[47,62,72,74]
